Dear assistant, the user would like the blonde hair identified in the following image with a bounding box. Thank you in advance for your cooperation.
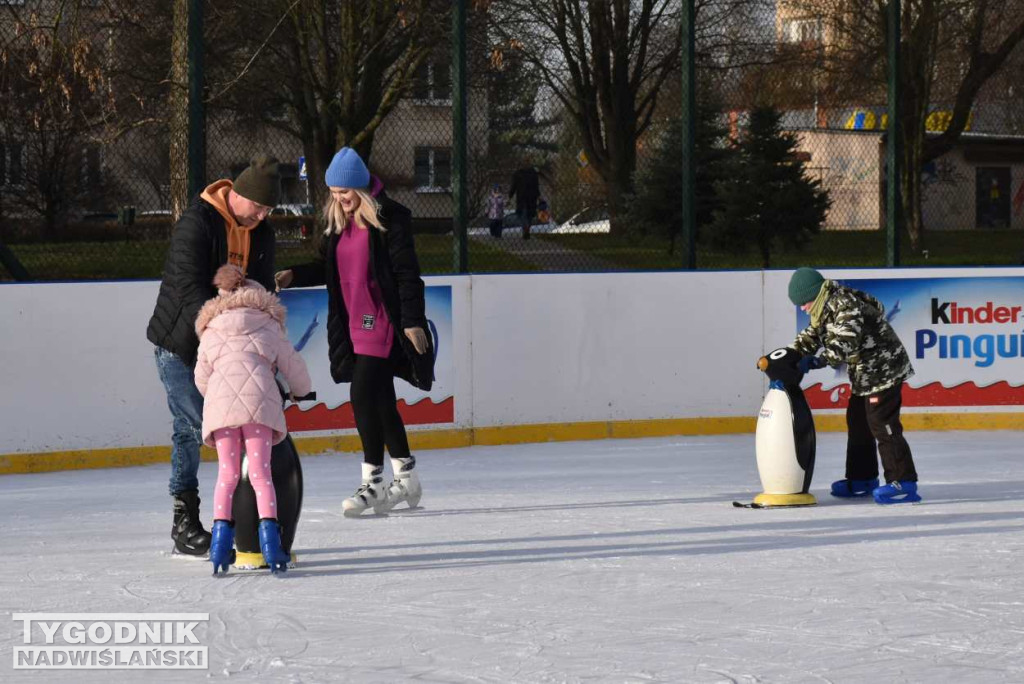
[322,188,384,235]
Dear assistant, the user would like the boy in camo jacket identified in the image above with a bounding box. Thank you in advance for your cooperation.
[787,267,921,504]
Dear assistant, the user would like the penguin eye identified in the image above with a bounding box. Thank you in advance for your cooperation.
[769,349,787,360]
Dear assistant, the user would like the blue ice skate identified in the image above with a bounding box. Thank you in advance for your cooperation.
[209,520,236,575]
[830,478,879,498]
[872,480,921,504]
[258,519,289,574]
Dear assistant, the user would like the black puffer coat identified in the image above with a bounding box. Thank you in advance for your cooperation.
[288,192,434,391]
[146,197,276,366]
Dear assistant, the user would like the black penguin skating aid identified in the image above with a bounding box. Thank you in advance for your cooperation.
[733,347,818,509]
[228,388,315,571]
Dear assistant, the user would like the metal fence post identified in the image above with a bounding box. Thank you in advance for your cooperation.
[681,0,696,270]
[451,0,469,274]
[886,0,901,267]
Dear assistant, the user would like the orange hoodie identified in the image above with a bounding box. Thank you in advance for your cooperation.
[201,179,255,274]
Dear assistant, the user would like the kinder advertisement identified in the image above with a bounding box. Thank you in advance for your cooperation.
[278,285,454,431]
[797,276,1024,409]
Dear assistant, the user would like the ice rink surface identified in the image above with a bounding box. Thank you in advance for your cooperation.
[3,430,1024,683]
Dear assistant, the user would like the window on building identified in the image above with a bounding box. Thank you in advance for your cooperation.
[781,17,822,44]
[412,59,451,103]
[414,147,451,192]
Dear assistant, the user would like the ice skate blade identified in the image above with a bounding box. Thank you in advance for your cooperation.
[753,492,817,507]
[343,507,387,518]
[830,489,874,499]
[170,549,209,561]
[385,504,424,514]
[375,497,422,514]
[874,494,923,505]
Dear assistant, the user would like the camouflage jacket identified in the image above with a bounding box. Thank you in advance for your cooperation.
[791,281,913,396]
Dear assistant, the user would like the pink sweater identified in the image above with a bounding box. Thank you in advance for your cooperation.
[335,219,394,359]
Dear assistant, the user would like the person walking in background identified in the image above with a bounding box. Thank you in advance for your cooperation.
[274,147,435,517]
[487,184,505,238]
[146,155,282,557]
[787,267,921,504]
[194,264,312,574]
[509,166,540,240]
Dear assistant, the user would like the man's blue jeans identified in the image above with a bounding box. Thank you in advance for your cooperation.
[154,347,204,496]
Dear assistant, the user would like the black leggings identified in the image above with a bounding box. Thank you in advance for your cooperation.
[350,354,411,467]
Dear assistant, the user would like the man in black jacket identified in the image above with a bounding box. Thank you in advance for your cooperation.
[146,155,281,556]
[509,166,540,240]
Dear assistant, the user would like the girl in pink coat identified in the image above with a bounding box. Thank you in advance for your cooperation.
[194,264,312,574]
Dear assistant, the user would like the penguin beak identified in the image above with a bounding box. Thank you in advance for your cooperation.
[757,357,769,372]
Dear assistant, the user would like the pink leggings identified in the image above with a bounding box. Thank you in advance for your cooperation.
[212,424,277,521]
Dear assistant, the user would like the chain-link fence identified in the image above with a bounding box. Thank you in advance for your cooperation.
[2,0,1023,282]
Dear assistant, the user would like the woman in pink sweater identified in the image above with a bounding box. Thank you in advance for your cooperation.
[275,147,434,519]
[194,264,312,574]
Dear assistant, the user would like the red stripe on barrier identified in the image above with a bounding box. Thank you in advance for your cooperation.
[804,382,1024,409]
[284,397,455,432]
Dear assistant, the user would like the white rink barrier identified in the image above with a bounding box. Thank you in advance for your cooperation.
[1,267,1022,473]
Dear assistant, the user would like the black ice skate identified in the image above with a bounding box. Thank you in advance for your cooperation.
[171,490,212,557]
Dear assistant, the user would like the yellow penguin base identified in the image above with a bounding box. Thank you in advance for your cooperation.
[753,492,817,507]
[233,551,299,570]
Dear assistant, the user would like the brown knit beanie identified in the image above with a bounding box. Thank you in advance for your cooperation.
[233,155,282,207]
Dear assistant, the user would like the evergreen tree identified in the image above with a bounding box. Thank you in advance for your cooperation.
[626,98,732,253]
[709,106,830,268]
[488,48,555,157]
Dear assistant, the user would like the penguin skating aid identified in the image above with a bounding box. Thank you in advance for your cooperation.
[230,438,302,571]
[734,348,817,509]
[228,389,315,572]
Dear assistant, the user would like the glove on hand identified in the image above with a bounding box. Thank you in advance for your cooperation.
[797,355,827,374]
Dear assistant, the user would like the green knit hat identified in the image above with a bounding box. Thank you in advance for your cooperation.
[233,155,281,207]
[788,267,825,305]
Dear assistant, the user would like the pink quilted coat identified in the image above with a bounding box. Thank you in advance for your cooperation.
[194,282,312,447]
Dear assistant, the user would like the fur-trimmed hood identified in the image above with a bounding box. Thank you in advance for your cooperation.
[195,283,287,337]
[193,279,312,448]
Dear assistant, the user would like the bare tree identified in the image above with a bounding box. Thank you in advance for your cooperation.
[900,1,1024,249]
[0,2,114,236]
[169,0,190,219]
[208,0,447,212]
[0,1,173,233]
[95,1,174,215]
[785,0,1024,250]
[488,0,684,228]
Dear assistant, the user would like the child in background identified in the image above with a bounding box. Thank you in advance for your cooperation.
[194,264,312,573]
[487,184,505,238]
[787,267,921,504]
[536,197,550,225]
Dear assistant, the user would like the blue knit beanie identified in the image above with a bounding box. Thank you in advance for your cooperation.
[324,147,370,189]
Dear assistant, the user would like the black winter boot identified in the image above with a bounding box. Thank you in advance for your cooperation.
[172,490,212,556]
